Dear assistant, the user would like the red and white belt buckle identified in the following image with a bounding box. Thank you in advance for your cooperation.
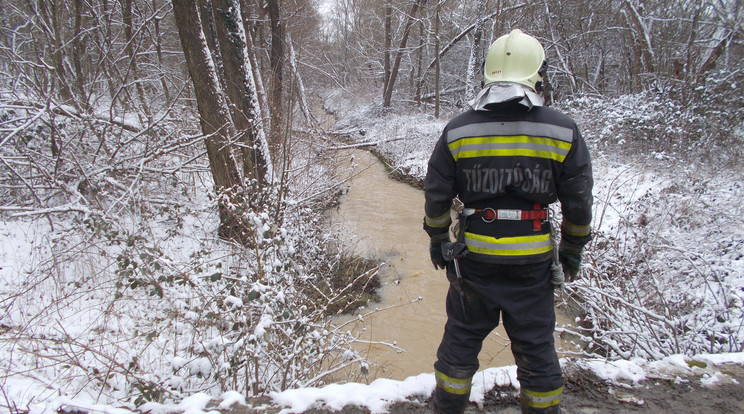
[497,209,522,221]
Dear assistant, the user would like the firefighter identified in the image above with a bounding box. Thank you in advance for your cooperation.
[423,29,593,414]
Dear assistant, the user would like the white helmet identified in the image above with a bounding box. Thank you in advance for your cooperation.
[483,29,547,92]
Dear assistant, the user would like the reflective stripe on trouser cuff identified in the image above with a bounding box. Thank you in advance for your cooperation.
[521,386,563,408]
[464,232,552,256]
[426,211,451,228]
[435,369,472,395]
[562,220,591,237]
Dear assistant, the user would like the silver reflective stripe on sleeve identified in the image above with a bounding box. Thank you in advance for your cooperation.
[447,121,574,144]
[562,220,591,237]
[425,210,451,228]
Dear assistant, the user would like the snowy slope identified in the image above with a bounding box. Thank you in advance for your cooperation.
[2,89,742,413]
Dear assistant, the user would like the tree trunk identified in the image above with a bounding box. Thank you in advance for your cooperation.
[697,36,730,82]
[266,0,284,153]
[383,0,425,109]
[434,2,440,118]
[172,0,245,240]
[152,0,171,102]
[415,6,517,95]
[238,0,272,135]
[383,2,392,93]
[622,0,655,74]
[120,0,150,118]
[211,0,271,184]
[414,18,424,105]
[37,0,74,105]
[465,0,486,102]
[288,34,317,131]
[72,0,89,109]
[198,0,227,91]
[545,0,577,93]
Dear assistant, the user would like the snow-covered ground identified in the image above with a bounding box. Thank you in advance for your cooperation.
[2,88,743,413]
[270,352,744,413]
[13,353,743,413]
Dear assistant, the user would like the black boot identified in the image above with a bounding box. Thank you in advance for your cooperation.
[519,399,561,413]
[431,385,470,414]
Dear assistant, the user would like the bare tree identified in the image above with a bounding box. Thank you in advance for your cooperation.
[120,0,151,118]
[266,0,285,152]
[383,1,392,96]
[415,4,522,102]
[1,0,186,223]
[434,1,441,117]
[211,0,272,183]
[622,0,655,75]
[465,0,487,102]
[382,0,425,108]
[695,0,742,83]
[172,0,253,241]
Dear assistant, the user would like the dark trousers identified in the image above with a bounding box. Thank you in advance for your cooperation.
[435,258,563,393]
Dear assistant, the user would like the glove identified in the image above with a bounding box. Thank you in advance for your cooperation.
[430,240,446,270]
[559,241,583,282]
[429,234,449,270]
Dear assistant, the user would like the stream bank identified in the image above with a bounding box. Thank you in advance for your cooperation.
[330,149,572,382]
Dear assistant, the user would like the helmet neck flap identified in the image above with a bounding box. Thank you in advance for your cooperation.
[470,81,544,111]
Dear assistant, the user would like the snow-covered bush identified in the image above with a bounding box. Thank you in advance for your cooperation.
[0,101,381,408]
[560,82,744,167]
[551,90,743,360]
[1,194,379,407]
[554,97,744,360]
[557,164,744,359]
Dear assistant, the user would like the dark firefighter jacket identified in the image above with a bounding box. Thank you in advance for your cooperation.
[423,101,593,264]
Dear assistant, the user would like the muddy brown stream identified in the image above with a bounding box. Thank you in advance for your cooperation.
[331,149,522,381]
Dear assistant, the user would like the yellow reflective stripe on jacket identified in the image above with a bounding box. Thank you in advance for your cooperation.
[562,220,591,237]
[521,386,563,408]
[448,135,571,162]
[464,232,552,256]
[435,369,472,395]
[425,210,451,228]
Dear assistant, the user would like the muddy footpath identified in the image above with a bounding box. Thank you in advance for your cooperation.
[221,359,744,414]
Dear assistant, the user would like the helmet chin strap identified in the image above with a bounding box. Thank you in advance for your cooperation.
[470,82,544,111]
[535,59,549,93]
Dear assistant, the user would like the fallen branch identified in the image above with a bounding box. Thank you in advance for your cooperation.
[11,203,92,218]
[327,138,404,150]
